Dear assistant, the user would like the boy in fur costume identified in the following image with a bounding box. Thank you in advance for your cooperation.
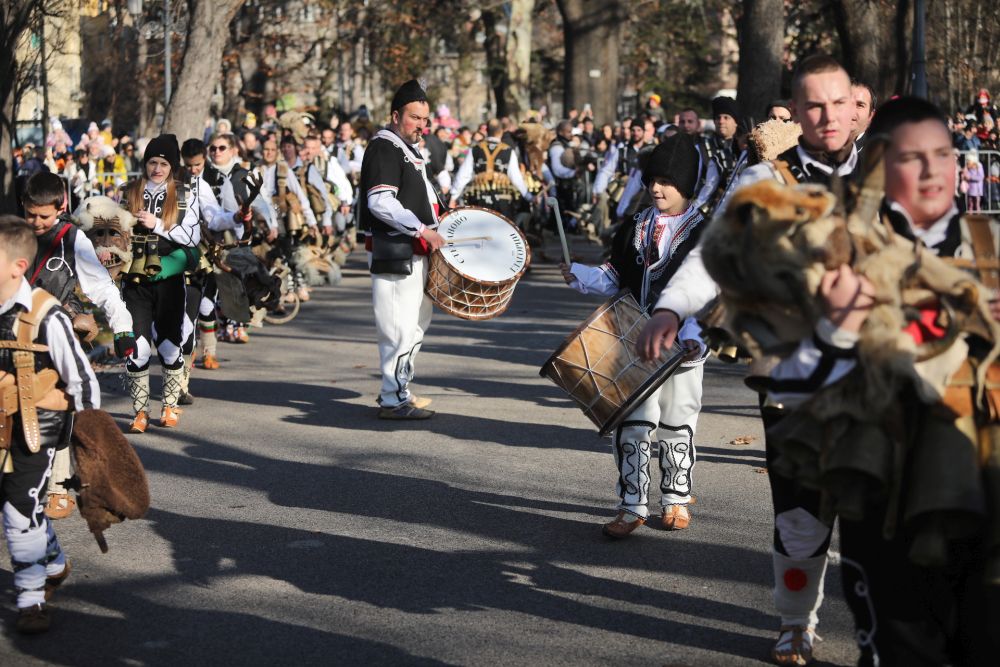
[0,216,101,633]
[704,95,1000,664]
[560,133,717,537]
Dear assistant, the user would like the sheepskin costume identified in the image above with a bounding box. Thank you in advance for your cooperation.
[701,147,1000,570]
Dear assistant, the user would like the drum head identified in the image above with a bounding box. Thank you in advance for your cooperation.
[437,207,529,284]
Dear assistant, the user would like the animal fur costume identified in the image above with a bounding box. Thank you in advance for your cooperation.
[70,409,150,552]
[700,145,1000,577]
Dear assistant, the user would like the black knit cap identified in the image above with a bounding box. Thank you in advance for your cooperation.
[711,96,740,121]
[391,79,428,113]
[641,133,700,198]
[143,134,180,174]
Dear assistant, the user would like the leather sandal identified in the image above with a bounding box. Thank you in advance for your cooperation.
[661,504,691,530]
[44,493,75,520]
[601,511,646,539]
[772,625,820,665]
[130,411,149,433]
[160,406,181,428]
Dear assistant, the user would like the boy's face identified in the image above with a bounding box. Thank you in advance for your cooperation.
[183,154,206,177]
[0,247,29,291]
[884,119,957,229]
[792,69,854,152]
[23,203,61,236]
[648,177,686,214]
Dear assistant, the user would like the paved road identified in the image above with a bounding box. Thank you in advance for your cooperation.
[2,239,859,666]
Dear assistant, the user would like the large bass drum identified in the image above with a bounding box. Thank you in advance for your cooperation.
[426,207,530,320]
[540,291,695,435]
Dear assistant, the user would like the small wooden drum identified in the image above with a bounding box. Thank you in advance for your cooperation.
[426,207,530,320]
[540,291,694,436]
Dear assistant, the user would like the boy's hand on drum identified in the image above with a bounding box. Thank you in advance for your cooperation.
[421,227,446,251]
[559,263,576,284]
[637,309,680,362]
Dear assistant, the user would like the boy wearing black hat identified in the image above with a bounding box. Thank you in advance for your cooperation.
[560,133,717,538]
[359,79,446,419]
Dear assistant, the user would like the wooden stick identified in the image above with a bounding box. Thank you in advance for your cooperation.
[446,236,492,244]
[546,196,572,265]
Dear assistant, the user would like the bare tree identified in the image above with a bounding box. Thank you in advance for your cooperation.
[161,0,246,141]
[831,0,911,102]
[736,0,783,123]
[556,0,624,123]
[506,0,534,119]
[0,0,68,213]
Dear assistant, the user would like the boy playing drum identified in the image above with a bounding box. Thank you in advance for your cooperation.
[560,134,717,537]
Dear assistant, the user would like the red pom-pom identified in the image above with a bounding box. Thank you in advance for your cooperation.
[784,568,808,591]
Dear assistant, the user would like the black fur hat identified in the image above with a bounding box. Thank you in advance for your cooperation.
[143,134,180,174]
[711,96,740,121]
[641,133,700,198]
[391,79,428,113]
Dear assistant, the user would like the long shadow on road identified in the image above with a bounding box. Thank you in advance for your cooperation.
[122,430,783,662]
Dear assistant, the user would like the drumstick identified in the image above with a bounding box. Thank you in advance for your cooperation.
[546,196,572,266]
[446,236,492,244]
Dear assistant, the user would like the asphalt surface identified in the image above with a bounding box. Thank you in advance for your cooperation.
[1,237,860,666]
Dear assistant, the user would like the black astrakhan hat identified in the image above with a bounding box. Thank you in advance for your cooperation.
[641,133,700,198]
[143,134,180,173]
[711,96,740,120]
[391,79,428,112]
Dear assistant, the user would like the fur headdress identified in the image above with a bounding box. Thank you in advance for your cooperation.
[278,111,314,145]
[74,195,137,233]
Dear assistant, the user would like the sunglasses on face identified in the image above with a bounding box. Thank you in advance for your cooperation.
[209,145,229,152]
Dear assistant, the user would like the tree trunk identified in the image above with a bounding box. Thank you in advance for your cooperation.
[162,0,245,141]
[556,0,624,124]
[481,9,508,118]
[736,0,783,125]
[505,0,534,120]
[0,1,37,213]
[831,0,909,102]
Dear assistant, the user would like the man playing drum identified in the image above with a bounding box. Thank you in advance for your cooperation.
[560,134,717,537]
[358,79,446,420]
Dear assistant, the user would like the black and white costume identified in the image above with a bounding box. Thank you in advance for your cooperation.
[120,167,204,420]
[451,137,531,219]
[1,279,99,610]
[359,122,440,409]
[568,205,715,518]
[731,139,859,639]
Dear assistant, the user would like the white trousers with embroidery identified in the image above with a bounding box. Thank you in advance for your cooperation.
[612,363,704,519]
[371,255,433,408]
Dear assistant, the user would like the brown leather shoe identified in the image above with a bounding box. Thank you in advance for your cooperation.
[160,406,181,428]
[601,511,646,539]
[44,493,75,520]
[410,395,433,409]
[130,411,149,433]
[201,354,220,370]
[661,504,691,530]
[16,604,50,634]
[44,560,71,602]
